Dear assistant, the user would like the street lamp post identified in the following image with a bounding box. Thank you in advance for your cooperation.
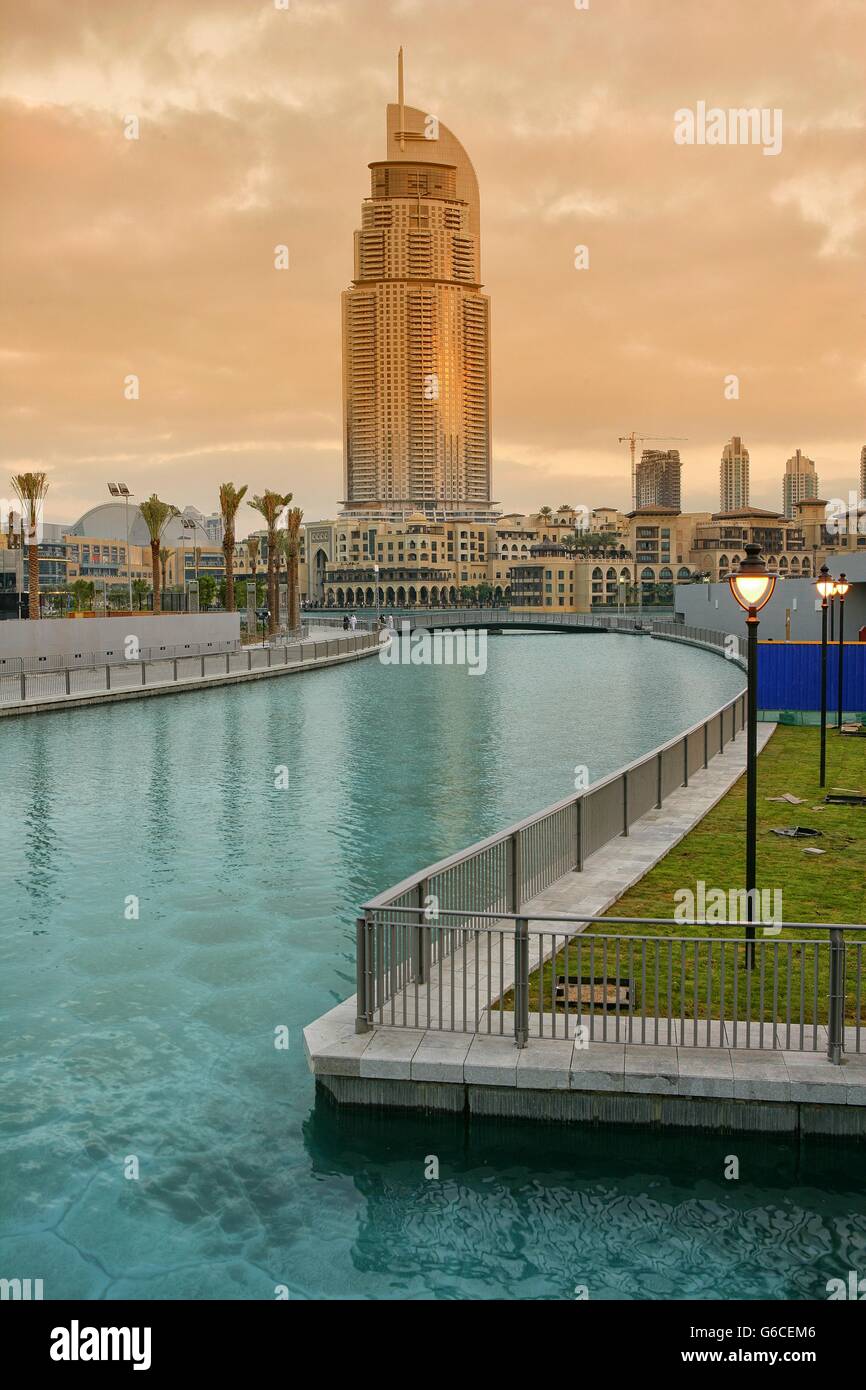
[374,563,380,626]
[107,482,134,611]
[729,544,776,965]
[816,564,836,787]
[835,573,849,730]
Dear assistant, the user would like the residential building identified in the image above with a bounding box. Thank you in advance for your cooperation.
[635,449,682,510]
[341,52,493,521]
[720,436,750,511]
[782,449,818,518]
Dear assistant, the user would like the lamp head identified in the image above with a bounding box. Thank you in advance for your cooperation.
[815,564,836,601]
[835,572,850,599]
[728,543,776,613]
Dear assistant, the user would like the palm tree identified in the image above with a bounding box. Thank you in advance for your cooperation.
[11,472,49,619]
[280,506,304,635]
[249,491,291,635]
[219,482,247,612]
[138,495,178,614]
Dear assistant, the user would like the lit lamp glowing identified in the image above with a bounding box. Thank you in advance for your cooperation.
[728,544,776,964]
[815,565,835,786]
[835,572,849,732]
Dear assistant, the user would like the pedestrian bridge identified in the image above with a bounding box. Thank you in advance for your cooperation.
[310,607,674,635]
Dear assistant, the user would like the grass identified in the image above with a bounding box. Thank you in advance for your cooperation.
[509,726,866,1026]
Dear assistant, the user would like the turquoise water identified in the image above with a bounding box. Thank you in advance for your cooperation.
[1,633,863,1299]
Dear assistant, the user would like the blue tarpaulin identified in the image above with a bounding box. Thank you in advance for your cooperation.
[758,642,866,713]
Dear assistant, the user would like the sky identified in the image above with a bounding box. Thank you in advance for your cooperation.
[1,0,865,535]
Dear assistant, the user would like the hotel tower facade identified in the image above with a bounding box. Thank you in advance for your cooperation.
[341,53,493,520]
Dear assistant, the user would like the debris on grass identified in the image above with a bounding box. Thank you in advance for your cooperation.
[770,826,823,839]
[825,789,866,807]
[802,847,827,855]
[767,792,806,804]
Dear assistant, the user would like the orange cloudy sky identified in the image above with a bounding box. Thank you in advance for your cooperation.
[2,0,864,533]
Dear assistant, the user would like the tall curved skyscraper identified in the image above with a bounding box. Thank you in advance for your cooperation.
[341,52,493,520]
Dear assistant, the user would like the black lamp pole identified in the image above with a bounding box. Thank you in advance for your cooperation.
[728,543,775,970]
[745,604,759,965]
[818,564,830,788]
[837,574,848,730]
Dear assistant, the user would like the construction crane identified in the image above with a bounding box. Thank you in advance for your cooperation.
[618,433,688,510]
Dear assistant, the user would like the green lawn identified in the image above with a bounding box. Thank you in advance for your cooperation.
[511,726,866,1026]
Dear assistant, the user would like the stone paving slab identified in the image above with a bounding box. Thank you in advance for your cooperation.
[410,1034,472,1083]
[464,1036,519,1086]
[359,1029,426,1080]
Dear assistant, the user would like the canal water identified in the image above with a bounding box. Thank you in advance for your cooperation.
[2,633,863,1299]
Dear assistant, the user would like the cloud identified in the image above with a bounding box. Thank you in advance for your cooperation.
[1,0,864,527]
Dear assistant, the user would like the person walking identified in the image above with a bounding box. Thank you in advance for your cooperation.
[342,614,349,631]
[349,613,357,631]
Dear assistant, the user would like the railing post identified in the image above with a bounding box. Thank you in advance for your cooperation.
[827,928,845,1065]
[248,650,252,671]
[201,655,206,677]
[656,750,663,808]
[20,670,26,701]
[510,829,522,913]
[622,770,629,836]
[416,879,428,983]
[355,916,370,1033]
[64,668,71,695]
[704,722,709,769]
[141,661,146,686]
[105,664,111,690]
[226,652,231,673]
[173,658,178,680]
[514,916,529,1048]
[574,796,583,872]
[683,736,689,787]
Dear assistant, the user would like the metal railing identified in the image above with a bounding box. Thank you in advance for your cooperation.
[355,908,863,1062]
[357,687,749,1020]
[0,637,242,676]
[0,630,380,707]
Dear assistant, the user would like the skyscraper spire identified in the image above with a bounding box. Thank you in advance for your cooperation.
[397,47,405,151]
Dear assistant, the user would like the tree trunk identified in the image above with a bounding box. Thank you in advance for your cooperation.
[290,554,300,633]
[267,534,276,636]
[223,534,235,611]
[151,539,161,614]
[27,524,40,619]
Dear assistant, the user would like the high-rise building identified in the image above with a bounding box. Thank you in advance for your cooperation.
[860,444,866,502]
[635,449,682,511]
[782,449,818,518]
[720,436,750,511]
[341,51,493,521]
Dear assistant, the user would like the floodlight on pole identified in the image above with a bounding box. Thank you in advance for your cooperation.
[108,482,134,610]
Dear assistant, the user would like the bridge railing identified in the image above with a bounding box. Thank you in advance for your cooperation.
[355,908,863,1062]
[0,631,379,707]
[360,685,749,1025]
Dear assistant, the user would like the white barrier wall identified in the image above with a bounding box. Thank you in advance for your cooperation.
[0,612,241,661]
